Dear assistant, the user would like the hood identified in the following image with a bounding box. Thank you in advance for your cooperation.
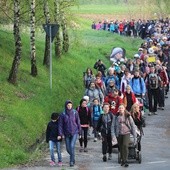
[65,100,73,110]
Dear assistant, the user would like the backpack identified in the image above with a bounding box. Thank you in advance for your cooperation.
[148,73,159,89]
[93,105,101,121]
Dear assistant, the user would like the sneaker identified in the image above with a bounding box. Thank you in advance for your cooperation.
[50,161,56,166]
[58,162,62,167]
[79,146,84,152]
[148,112,152,116]
[161,107,164,110]
[103,155,107,162]
[153,112,158,115]
[124,161,129,167]
[70,162,74,167]
[121,161,125,166]
[84,147,88,152]
[94,138,97,142]
[108,154,112,160]
[124,163,129,167]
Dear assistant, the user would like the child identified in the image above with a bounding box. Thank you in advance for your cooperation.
[96,102,115,162]
[91,98,103,142]
[46,112,62,167]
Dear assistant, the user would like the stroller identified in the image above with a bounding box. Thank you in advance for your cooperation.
[136,97,146,127]
[118,132,142,164]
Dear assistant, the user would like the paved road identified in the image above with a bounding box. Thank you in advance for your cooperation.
[2,96,170,170]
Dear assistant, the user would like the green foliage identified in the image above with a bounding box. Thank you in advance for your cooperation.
[0,2,143,168]
[0,25,142,168]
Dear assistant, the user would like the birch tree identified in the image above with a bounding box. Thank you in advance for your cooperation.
[43,0,51,66]
[30,0,37,76]
[8,0,22,84]
[61,11,69,53]
[54,0,62,58]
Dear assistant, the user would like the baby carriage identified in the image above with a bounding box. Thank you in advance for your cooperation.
[118,130,142,164]
[136,97,146,127]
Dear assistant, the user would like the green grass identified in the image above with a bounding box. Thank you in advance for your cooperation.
[0,11,143,169]
[72,4,140,14]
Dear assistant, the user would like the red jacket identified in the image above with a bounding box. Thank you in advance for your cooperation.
[119,23,124,32]
[159,69,169,87]
[104,94,123,115]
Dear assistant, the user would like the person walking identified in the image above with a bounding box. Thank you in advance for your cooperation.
[96,102,115,162]
[91,98,103,142]
[146,65,161,115]
[76,99,91,152]
[46,112,63,167]
[123,85,137,112]
[112,104,136,167]
[58,100,81,167]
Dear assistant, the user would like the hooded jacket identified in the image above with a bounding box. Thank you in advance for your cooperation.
[58,100,81,137]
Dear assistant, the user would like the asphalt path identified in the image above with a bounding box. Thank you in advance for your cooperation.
[2,94,170,170]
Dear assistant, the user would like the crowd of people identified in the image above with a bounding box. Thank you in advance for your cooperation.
[91,18,170,39]
[45,17,170,168]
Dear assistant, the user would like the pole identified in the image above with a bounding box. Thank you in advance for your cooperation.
[43,24,59,90]
[49,25,52,90]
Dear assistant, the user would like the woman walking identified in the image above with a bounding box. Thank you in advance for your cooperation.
[112,104,136,167]
[58,100,81,167]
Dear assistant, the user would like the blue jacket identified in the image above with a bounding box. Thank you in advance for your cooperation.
[130,77,146,95]
[58,100,81,137]
[92,104,103,121]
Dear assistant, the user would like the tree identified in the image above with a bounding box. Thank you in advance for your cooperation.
[61,11,69,53]
[30,0,37,76]
[54,0,62,58]
[8,0,22,84]
[43,0,51,67]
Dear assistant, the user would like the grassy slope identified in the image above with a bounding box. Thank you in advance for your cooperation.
[0,8,142,170]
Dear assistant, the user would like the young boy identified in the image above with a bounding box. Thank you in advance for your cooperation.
[91,98,103,142]
[97,102,115,162]
[46,112,62,167]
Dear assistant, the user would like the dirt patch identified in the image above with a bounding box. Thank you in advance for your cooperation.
[15,91,35,100]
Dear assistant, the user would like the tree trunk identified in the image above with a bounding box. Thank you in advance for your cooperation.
[54,0,62,58]
[30,0,37,76]
[61,12,69,53]
[43,0,50,67]
[8,0,22,84]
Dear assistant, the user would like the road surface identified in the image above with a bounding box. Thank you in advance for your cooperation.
[2,96,170,170]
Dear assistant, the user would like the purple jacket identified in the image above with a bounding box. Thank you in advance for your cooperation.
[58,100,81,136]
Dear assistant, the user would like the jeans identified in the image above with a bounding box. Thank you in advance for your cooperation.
[65,134,78,165]
[49,140,62,163]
